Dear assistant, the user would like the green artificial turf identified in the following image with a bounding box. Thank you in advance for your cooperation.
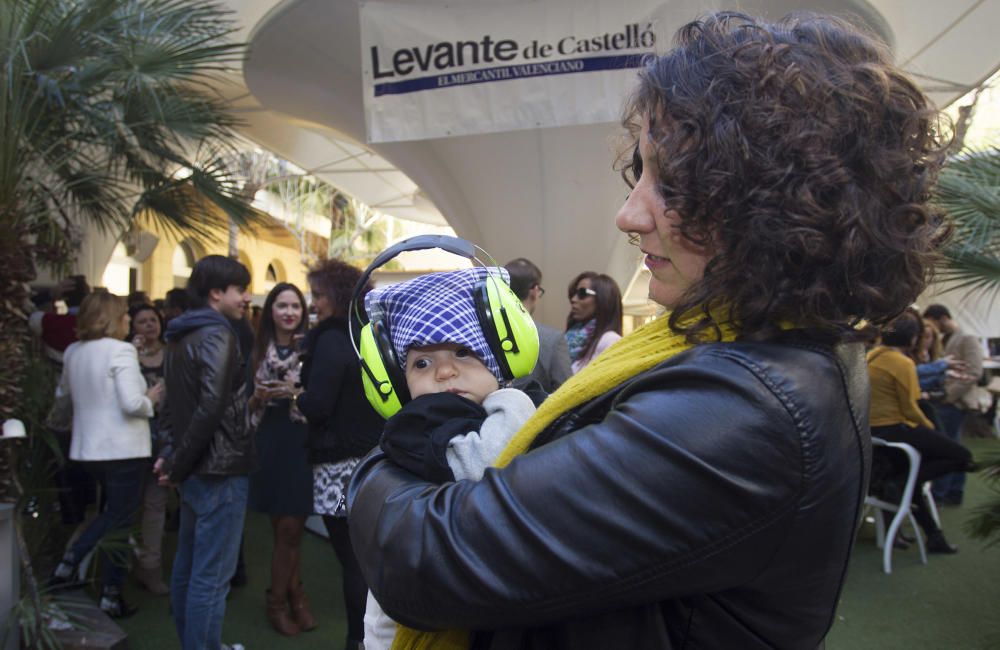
[118,437,1000,649]
[827,436,1000,650]
[119,512,348,650]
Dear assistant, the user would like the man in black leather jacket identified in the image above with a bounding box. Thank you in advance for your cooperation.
[156,255,254,650]
[348,12,949,650]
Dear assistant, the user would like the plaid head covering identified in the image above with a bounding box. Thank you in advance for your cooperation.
[364,267,508,381]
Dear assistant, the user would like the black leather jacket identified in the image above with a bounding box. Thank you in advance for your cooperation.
[160,309,254,483]
[348,339,871,649]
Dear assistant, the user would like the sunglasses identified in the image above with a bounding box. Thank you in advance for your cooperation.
[571,287,597,300]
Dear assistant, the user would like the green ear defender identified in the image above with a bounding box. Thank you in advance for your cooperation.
[349,235,540,420]
[474,276,539,380]
[357,318,409,420]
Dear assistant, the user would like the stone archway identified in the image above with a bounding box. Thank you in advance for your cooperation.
[172,239,205,288]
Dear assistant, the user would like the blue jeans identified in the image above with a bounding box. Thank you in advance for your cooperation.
[170,474,248,650]
[70,459,148,589]
[932,403,967,501]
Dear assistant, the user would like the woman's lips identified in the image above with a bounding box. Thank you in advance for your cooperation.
[643,252,669,269]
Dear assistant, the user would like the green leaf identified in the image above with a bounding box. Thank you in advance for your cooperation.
[0,0,265,258]
[934,145,1000,305]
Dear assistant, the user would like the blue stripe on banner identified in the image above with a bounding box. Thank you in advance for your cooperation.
[373,53,647,97]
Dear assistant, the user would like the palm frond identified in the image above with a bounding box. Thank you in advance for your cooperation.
[0,6,271,642]
[936,249,1000,303]
[933,145,1000,305]
[3,589,101,650]
[0,0,265,253]
[965,453,1000,547]
[103,0,243,89]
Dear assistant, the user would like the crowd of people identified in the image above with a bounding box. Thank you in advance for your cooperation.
[865,304,985,552]
[30,245,630,648]
[20,9,993,650]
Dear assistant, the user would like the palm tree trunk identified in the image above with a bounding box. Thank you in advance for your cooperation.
[949,83,988,155]
[228,219,239,258]
[0,217,36,442]
[0,220,44,640]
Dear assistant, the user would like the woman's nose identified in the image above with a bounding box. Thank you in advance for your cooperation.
[616,186,652,234]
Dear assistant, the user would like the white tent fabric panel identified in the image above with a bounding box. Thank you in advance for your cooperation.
[222,0,1000,328]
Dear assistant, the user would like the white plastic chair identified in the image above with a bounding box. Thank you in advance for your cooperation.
[923,482,941,529]
[864,438,927,574]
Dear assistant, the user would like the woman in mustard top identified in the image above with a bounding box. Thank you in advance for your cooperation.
[868,311,975,553]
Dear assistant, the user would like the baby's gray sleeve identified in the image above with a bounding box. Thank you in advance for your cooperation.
[445,388,537,481]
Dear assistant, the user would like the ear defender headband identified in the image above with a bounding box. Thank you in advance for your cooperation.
[349,235,539,419]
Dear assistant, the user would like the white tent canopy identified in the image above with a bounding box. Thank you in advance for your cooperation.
[223,0,1000,331]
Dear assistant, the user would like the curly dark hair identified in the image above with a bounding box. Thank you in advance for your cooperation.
[306,257,369,320]
[620,12,949,341]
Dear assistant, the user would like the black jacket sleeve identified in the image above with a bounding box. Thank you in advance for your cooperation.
[380,393,488,483]
[296,328,347,426]
[167,327,237,483]
[157,391,173,461]
[347,351,805,631]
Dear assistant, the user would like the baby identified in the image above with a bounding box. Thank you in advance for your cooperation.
[361,267,537,650]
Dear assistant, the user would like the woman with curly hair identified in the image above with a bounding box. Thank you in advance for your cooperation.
[296,259,383,650]
[564,271,623,373]
[349,12,948,648]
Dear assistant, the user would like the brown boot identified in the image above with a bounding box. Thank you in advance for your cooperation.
[289,582,318,631]
[133,565,169,595]
[266,589,300,636]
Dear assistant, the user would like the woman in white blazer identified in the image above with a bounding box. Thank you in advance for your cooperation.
[49,291,164,618]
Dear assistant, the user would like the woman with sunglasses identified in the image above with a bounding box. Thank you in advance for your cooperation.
[565,272,623,373]
[350,12,946,648]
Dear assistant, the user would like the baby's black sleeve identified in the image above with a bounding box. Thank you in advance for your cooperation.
[380,392,488,483]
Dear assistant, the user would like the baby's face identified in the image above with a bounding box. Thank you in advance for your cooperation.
[405,342,499,404]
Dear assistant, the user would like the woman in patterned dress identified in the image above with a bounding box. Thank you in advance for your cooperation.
[295,259,383,650]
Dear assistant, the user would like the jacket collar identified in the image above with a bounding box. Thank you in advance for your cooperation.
[164,307,236,342]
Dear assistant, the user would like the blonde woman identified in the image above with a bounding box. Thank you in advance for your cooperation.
[49,291,164,618]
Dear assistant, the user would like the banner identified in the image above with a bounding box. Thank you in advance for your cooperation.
[360,0,685,143]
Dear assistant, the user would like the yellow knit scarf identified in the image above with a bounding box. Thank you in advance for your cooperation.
[391,314,736,650]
